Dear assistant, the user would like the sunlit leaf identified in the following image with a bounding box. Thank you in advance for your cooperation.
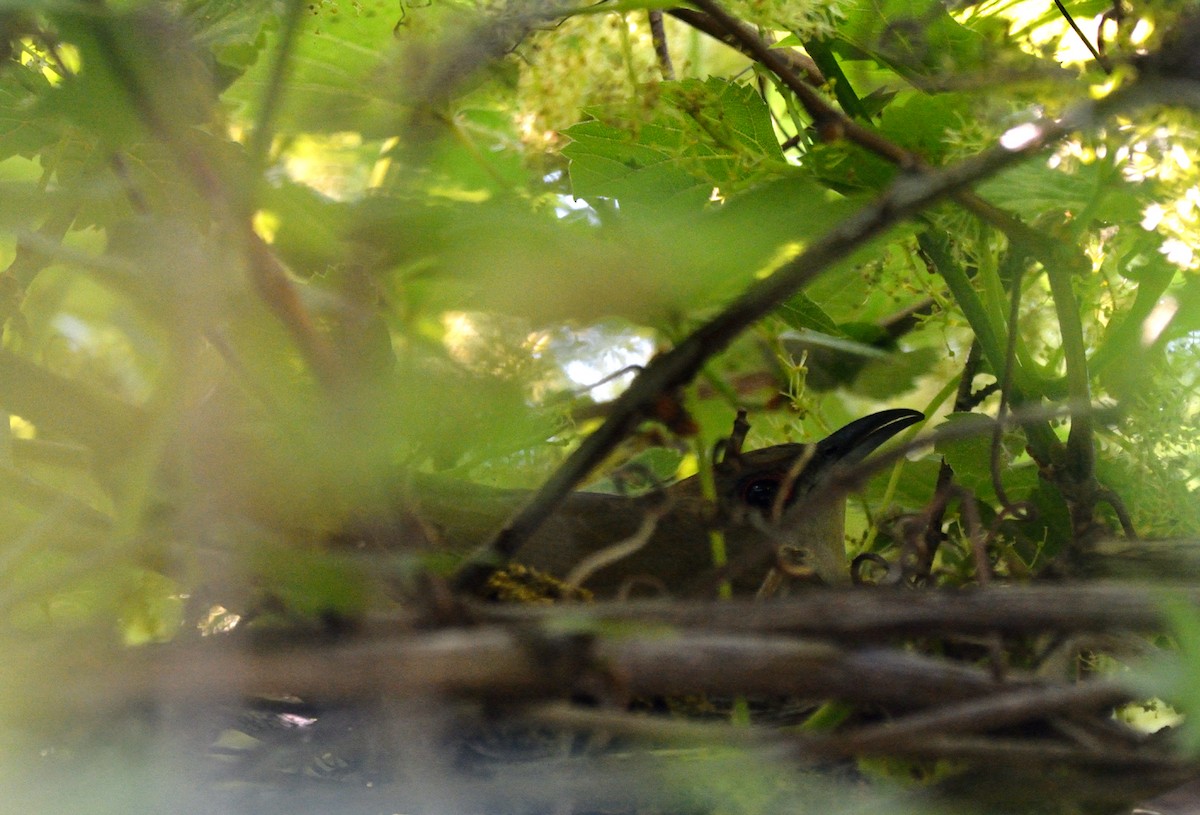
[224,0,405,134]
[563,77,788,211]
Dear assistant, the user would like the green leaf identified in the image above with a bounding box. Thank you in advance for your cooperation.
[977,158,1154,224]
[44,8,217,147]
[260,178,350,274]
[251,547,375,619]
[0,349,144,456]
[802,38,866,119]
[1141,593,1200,756]
[563,77,787,211]
[223,0,404,135]
[585,447,685,494]
[877,92,972,166]
[934,412,1036,505]
[661,77,785,164]
[355,174,865,325]
[834,0,998,79]
[778,294,843,336]
[182,0,277,74]
[852,346,939,399]
[807,92,973,194]
[561,118,711,209]
[422,106,529,198]
[0,66,58,161]
[1091,238,1178,387]
[0,180,50,232]
[1007,0,1116,37]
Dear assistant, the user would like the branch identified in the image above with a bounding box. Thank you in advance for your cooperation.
[528,678,1145,761]
[450,80,1128,593]
[666,8,825,86]
[917,342,983,579]
[468,583,1187,640]
[648,11,674,80]
[5,620,1120,719]
[1045,256,1103,543]
[677,1,1097,430]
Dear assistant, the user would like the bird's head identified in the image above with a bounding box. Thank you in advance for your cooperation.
[702,407,924,588]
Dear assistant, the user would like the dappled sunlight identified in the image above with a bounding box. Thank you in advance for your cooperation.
[441,310,654,404]
[4,2,1200,813]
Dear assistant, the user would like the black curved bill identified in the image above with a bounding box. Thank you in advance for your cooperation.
[815,407,924,467]
[726,408,924,511]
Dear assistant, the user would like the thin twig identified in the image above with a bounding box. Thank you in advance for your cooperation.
[1054,0,1110,72]
[564,500,670,588]
[918,342,982,578]
[829,679,1131,751]
[528,678,1141,759]
[1098,485,1139,540]
[648,11,674,80]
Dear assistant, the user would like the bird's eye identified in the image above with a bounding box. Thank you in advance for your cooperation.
[741,477,780,510]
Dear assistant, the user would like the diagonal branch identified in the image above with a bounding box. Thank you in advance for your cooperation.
[666,8,825,86]
[674,2,1093,400]
[674,1,1132,547]
[450,79,1150,593]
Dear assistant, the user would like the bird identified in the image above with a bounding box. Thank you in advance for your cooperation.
[402,408,923,597]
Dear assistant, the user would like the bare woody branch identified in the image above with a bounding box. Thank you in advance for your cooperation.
[4,622,1113,716]
[466,582,1197,640]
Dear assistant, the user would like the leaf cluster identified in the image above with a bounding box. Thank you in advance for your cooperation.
[2,0,1200,812]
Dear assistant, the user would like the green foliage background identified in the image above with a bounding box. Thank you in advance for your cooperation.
[2,0,1200,810]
